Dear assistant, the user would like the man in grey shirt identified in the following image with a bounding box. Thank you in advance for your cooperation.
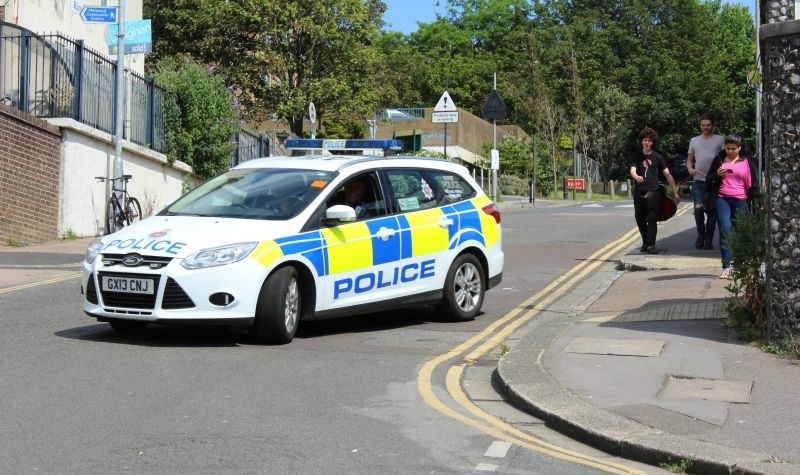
[687,113,725,249]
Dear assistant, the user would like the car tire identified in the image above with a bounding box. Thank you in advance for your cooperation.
[439,253,485,322]
[108,319,147,332]
[252,266,300,344]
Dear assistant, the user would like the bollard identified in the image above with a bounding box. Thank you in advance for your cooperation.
[610,180,616,200]
[562,178,568,199]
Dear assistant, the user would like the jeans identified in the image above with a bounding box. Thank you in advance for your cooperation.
[634,191,660,247]
[691,180,716,240]
[716,196,747,269]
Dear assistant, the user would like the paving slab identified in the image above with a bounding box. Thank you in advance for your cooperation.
[659,376,753,404]
[563,336,665,357]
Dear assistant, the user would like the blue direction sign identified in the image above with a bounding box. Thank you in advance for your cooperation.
[80,6,117,23]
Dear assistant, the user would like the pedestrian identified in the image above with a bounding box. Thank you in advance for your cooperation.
[629,127,681,254]
[704,134,760,279]
[687,113,725,250]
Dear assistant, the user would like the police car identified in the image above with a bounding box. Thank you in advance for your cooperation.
[82,155,504,343]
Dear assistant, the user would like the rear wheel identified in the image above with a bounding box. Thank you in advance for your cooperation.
[125,197,142,225]
[106,199,122,234]
[439,253,485,321]
[252,266,300,344]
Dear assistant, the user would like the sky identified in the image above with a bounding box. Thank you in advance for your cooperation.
[382,0,754,35]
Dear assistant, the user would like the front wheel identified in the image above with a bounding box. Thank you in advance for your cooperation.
[125,197,142,225]
[439,254,485,321]
[106,199,122,234]
[252,266,300,344]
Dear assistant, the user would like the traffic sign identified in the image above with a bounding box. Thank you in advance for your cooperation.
[80,6,117,23]
[432,111,459,123]
[308,102,316,124]
[491,149,500,170]
[482,89,507,120]
[434,91,457,112]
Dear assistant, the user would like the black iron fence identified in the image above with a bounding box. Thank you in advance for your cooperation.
[1,23,271,164]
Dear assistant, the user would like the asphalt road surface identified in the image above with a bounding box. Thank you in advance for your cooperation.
[0,201,663,474]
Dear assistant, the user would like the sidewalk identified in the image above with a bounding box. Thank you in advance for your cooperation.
[0,237,94,290]
[496,208,800,474]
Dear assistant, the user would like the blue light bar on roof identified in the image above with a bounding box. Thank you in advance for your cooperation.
[285,138,403,151]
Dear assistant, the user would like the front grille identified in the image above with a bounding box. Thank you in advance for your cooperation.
[101,253,173,269]
[85,274,98,304]
[161,278,195,309]
[97,272,160,309]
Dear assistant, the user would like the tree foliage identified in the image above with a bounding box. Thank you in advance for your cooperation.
[152,58,238,179]
[145,0,387,136]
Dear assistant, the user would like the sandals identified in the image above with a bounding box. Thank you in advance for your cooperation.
[719,268,733,280]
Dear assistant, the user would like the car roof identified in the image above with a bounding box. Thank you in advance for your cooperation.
[233,155,465,173]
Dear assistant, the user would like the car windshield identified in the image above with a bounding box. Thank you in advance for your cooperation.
[160,168,336,219]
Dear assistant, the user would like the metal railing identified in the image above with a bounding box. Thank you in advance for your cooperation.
[0,24,166,152]
[232,129,271,167]
[1,23,275,166]
[375,107,425,120]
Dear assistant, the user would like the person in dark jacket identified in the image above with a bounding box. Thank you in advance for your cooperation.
[703,134,760,279]
[628,127,681,254]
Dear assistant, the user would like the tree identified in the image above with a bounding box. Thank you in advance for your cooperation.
[145,0,387,136]
[152,58,238,179]
[588,85,633,182]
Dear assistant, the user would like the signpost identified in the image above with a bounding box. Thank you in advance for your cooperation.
[308,102,317,139]
[433,90,458,159]
[80,6,117,23]
[482,74,507,200]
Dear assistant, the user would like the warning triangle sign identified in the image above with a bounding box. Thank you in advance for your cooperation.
[482,90,507,120]
[434,91,457,112]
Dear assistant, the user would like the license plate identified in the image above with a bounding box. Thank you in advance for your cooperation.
[102,276,154,294]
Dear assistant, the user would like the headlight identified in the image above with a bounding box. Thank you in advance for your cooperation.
[85,239,104,264]
[181,242,258,269]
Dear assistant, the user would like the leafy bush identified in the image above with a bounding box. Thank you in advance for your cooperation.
[153,57,238,179]
[724,202,766,337]
[499,174,530,196]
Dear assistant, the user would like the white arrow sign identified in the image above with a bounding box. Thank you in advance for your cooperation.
[434,90,457,112]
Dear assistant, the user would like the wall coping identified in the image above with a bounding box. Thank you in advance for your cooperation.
[44,117,194,174]
[760,19,800,40]
[0,103,62,136]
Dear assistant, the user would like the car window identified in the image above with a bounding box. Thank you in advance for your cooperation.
[325,172,386,220]
[385,169,438,212]
[429,171,476,204]
[160,168,334,219]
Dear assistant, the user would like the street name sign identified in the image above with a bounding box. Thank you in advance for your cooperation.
[80,6,117,23]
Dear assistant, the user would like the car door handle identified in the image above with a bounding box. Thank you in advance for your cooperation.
[376,226,396,241]
[439,217,454,228]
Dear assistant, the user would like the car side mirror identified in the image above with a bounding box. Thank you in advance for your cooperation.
[324,205,357,225]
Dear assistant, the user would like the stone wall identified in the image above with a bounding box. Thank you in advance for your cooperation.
[0,104,62,245]
[761,19,800,338]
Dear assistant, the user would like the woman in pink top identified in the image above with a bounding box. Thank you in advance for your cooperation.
[704,134,760,279]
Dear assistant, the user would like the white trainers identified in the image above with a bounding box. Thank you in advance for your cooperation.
[719,267,733,280]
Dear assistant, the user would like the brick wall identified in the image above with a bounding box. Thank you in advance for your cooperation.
[0,104,62,245]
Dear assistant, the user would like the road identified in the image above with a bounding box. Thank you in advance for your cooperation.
[0,201,663,474]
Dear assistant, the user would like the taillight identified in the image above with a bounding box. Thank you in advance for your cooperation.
[482,203,501,224]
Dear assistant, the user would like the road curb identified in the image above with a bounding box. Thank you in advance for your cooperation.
[494,269,798,475]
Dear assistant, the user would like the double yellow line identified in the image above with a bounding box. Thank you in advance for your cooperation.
[0,272,81,294]
[417,224,650,474]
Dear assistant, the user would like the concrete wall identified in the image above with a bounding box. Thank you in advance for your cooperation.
[2,0,144,75]
[0,103,62,244]
[761,8,800,338]
[375,108,530,165]
[48,118,194,238]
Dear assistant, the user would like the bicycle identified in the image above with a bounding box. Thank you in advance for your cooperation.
[95,174,142,234]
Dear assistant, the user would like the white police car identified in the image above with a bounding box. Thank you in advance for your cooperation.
[82,155,504,343]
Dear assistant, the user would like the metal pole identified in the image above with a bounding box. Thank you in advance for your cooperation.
[444,122,447,159]
[113,0,126,184]
[572,132,576,200]
[492,73,498,201]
